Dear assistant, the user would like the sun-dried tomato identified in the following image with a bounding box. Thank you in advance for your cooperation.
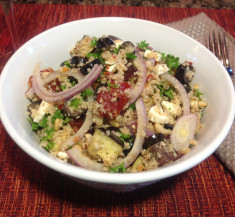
[97,82,131,118]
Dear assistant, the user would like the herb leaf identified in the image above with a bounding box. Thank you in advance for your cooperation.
[107,81,119,91]
[164,54,180,74]
[28,115,49,131]
[160,52,166,62]
[60,85,66,91]
[28,118,40,131]
[113,46,120,54]
[128,102,136,110]
[71,81,76,86]
[91,37,97,47]
[51,109,64,124]
[137,40,149,50]
[64,61,71,68]
[39,115,48,129]
[42,128,55,142]
[82,88,93,98]
[120,133,134,143]
[86,50,105,63]
[63,116,71,125]
[193,88,203,100]
[110,162,126,173]
[45,142,55,152]
[126,53,137,60]
[70,98,83,108]
[157,85,174,100]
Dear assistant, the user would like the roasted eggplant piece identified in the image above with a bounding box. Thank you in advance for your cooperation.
[87,129,123,166]
[63,98,86,118]
[123,142,134,156]
[107,35,120,41]
[27,100,42,119]
[148,142,176,166]
[120,41,135,49]
[60,60,67,67]
[175,62,195,92]
[99,127,125,147]
[99,126,134,156]
[142,133,164,149]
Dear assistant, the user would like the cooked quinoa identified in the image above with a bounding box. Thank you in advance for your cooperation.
[25,35,207,173]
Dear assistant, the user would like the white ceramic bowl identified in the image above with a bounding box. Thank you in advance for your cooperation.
[0,17,234,192]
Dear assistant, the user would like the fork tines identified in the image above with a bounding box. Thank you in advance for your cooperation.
[208,30,233,76]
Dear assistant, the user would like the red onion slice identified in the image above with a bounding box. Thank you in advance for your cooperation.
[171,113,198,152]
[160,72,190,115]
[127,51,147,106]
[146,58,156,66]
[25,87,35,100]
[146,128,156,137]
[32,63,103,102]
[123,98,147,168]
[61,96,94,151]
[66,145,103,171]
[42,70,85,85]
[127,121,154,137]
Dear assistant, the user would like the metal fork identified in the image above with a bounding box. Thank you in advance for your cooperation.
[208,30,233,76]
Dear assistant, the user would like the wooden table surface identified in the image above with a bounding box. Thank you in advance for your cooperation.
[0,4,234,217]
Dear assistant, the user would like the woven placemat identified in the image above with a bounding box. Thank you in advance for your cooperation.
[167,12,235,176]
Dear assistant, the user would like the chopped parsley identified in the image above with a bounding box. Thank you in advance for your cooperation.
[120,133,134,143]
[39,115,49,129]
[107,81,119,91]
[128,102,136,110]
[193,88,203,100]
[86,50,104,63]
[42,128,55,142]
[137,40,149,50]
[71,80,77,86]
[63,116,71,125]
[160,52,166,61]
[28,118,40,131]
[44,142,55,152]
[110,162,126,173]
[64,61,71,68]
[51,109,64,124]
[157,85,174,100]
[126,53,137,60]
[68,76,78,86]
[162,54,180,74]
[70,98,83,108]
[113,46,120,54]
[82,88,93,98]
[60,85,66,91]
[91,37,98,47]
[68,145,73,150]
[28,115,48,131]
[86,52,100,59]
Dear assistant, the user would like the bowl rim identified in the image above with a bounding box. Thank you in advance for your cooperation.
[0,17,234,184]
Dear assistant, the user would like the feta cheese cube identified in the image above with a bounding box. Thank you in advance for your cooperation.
[57,152,69,160]
[154,63,169,75]
[105,61,116,65]
[148,105,169,124]
[33,101,53,123]
[161,101,179,116]
[106,63,117,73]
[114,39,123,48]
[144,50,162,62]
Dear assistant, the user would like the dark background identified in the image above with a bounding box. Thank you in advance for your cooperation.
[12,0,235,9]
